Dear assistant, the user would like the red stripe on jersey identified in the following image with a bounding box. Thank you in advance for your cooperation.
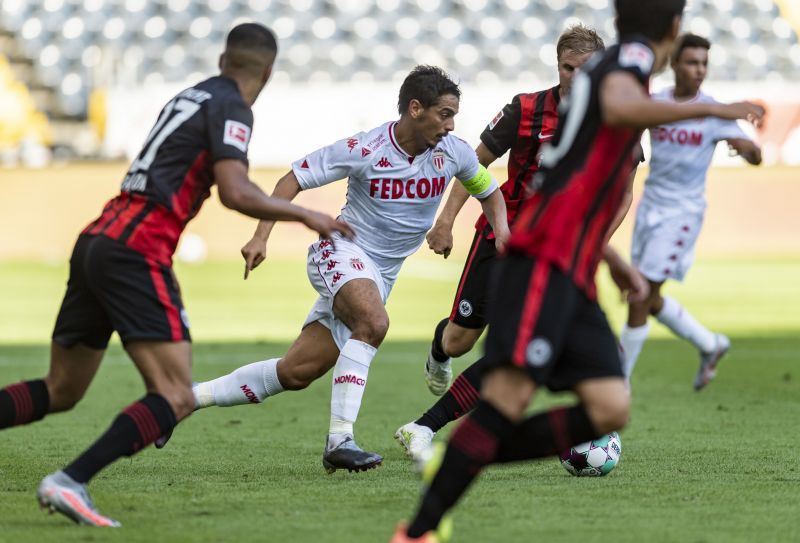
[83,198,123,236]
[98,194,148,240]
[147,259,183,341]
[511,263,551,367]
[449,234,483,321]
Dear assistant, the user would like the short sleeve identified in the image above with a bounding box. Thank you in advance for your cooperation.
[452,138,499,200]
[207,96,253,164]
[713,118,748,143]
[479,95,522,157]
[615,42,655,85]
[292,135,363,190]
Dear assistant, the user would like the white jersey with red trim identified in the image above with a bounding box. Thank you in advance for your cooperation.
[292,121,496,277]
[644,88,749,213]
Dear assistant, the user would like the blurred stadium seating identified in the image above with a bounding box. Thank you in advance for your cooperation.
[1,0,799,121]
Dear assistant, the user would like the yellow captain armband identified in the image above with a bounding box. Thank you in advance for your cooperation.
[459,164,494,196]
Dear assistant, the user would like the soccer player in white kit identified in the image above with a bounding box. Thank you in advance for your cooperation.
[619,34,762,391]
[185,66,509,472]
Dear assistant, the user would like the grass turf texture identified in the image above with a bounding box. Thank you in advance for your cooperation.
[1,257,799,542]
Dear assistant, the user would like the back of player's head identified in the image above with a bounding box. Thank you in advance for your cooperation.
[397,66,461,115]
[615,0,686,42]
[557,24,605,59]
[222,23,278,77]
[671,33,711,63]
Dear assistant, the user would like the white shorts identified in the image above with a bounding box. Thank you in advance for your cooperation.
[630,202,704,283]
[303,236,395,350]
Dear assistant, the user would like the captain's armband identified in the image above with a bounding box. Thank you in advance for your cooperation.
[458,165,498,199]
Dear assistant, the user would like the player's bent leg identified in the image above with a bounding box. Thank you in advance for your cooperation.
[277,322,341,390]
[574,378,630,435]
[620,280,663,383]
[441,323,483,358]
[322,279,386,473]
[425,323,484,396]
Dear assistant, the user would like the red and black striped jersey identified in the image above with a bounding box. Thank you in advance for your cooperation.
[475,86,560,238]
[509,37,654,298]
[83,76,253,265]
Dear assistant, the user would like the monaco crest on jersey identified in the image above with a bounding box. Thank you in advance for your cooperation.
[432,149,445,172]
[350,258,365,270]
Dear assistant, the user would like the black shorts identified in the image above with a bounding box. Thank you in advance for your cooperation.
[449,231,498,329]
[52,234,191,349]
[483,254,622,392]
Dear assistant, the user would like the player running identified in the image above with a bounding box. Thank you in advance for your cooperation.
[0,24,351,527]
[619,33,762,391]
[396,25,648,462]
[184,66,509,474]
[392,0,764,540]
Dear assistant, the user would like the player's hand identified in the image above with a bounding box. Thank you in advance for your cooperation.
[426,222,454,259]
[716,102,765,128]
[241,237,267,280]
[302,211,355,242]
[493,227,510,254]
[609,260,650,303]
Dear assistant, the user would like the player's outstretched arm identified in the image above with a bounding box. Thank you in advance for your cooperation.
[601,72,765,129]
[477,189,509,252]
[726,138,762,166]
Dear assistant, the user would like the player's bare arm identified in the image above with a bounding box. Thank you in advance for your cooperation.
[726,137,762,165]
[603,245,649,303]
[601,72,765,128]
[426,143,499,258]
[476,189,509,252]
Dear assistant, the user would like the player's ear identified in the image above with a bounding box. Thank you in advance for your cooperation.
[218,53,225,71]
[669,15,681,42]
[409,99,423,119]
[262,64,273,85]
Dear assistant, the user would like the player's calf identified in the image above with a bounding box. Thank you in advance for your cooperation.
[0,379,49,429]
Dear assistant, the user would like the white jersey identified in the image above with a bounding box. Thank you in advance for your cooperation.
[293,121,497,277]
[643,88,749,214]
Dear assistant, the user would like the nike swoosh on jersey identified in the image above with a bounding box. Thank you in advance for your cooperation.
[538,132,553,141]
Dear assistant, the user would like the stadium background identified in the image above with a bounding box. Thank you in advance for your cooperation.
[1,2,799,542]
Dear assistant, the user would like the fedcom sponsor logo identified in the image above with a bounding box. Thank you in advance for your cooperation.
[652,126,703,146]
[369,177,446,200]
[333,374,366,386]
[240,384,260,404]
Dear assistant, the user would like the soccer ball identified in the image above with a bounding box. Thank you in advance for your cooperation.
[559,432,622,477]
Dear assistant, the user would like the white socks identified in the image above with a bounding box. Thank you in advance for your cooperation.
[194,358,284,408]
[620,323,650,380]
[656,296,716,353]
[328,339,377,448]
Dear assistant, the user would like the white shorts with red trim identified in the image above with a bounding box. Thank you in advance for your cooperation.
[303,236,395,349]
[631,201,704,283]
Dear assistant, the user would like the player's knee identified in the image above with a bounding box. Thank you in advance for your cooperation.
[442,332,477,358]
[588,395,630,434]
[44,379,85,413]
[164,386,195,420]
[352,315,389,347]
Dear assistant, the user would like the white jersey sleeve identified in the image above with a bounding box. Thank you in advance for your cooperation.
[712,116,749,143]
[450,137,499,200]
[292,133,366,190]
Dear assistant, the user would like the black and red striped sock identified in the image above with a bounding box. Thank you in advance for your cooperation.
[495,404,599,463]
[0,380,49,429]
[407,400,514,538]
[430,318,450,362]
[416,356,486,432]
[64,393,176,484]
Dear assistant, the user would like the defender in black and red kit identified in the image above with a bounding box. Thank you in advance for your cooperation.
[396,25,647,462]
[395,0,764,540]
[0,23,351,528]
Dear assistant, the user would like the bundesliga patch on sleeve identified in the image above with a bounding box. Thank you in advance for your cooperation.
[223,120,251,153]
[619,42,654,75]
[488,110,504,130]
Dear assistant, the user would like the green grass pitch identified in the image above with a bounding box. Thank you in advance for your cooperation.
[0,256,798,542]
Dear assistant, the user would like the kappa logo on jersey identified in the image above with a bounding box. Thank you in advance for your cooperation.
[652,126,703,146]
[619,42,654,75]
[332,271,345,285]
[326,260,339,271]
[526,338,552,368]
[318,240,332,250]
[369,177,446,200]
[361,147,372,158]
[376,157,393,168]
[321,249,333,260]
[347,138,358,153]
[432,149,445,172]
[488,110,504,130]
[350,258,365,270]
[223,120,251,153]
[458,299,473,317]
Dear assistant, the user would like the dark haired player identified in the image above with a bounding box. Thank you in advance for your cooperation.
[620,33,762,391]
[186,66,509,474]
[0,23,352,527]
[395,24,648,461]
[393,0,764,540]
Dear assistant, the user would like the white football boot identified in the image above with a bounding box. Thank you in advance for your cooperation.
[394,422,435,464]
[37,471,121,527]
[424,351,452,396]
[694,334,731,391]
